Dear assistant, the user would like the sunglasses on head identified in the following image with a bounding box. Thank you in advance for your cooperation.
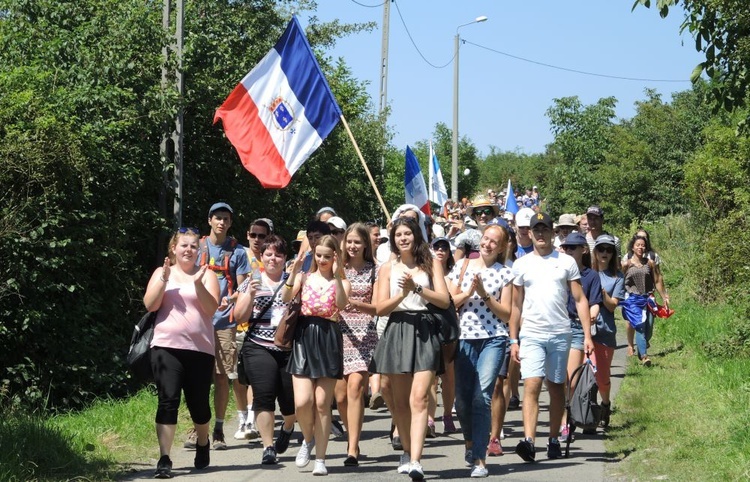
[474,207,494,217]
[595,246,614,254]
[178,227,199,234]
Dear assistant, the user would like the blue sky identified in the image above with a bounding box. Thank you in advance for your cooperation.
[303,1,704,156]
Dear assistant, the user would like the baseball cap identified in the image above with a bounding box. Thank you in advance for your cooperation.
[379,228,389,241]
[586,205,604,217]
[529,212,553,229]
[515,208,535,227]
[561,232,587,247]
[594,234,616,248]
[327,216,347,231]
[431,237,451,248]
[208,202,233,217]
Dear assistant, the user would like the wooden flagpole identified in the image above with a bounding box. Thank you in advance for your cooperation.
[339,114,391,220]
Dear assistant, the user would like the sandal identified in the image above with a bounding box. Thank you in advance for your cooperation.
[641,357,652,367]
[627,345,635,357]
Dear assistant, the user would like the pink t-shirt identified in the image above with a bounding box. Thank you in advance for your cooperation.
[150,280,214,356]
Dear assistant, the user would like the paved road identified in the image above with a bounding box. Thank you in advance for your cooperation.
[123,342,625,481]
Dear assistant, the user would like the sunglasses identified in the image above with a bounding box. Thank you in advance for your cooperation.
[474,208,494,217]
[562,245,582,252]
[248,232,267,239]
[433,244,450,251]
[178,227,199,234]
[331,229,345,235]
[595,246,614,254]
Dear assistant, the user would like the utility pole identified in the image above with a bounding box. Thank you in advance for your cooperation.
[378,0,391,171]
[159,0,184,231]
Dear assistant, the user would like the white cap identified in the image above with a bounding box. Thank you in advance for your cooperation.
[515,208,535,227]
[327,216,347,231]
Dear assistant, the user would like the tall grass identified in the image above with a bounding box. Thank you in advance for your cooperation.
[607,216,750,480]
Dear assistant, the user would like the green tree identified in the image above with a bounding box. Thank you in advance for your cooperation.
[634,0,750,130]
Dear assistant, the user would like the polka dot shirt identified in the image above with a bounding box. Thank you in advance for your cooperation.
[448,258,513,339]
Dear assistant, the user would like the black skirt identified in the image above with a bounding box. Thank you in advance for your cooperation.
[369,310,443,374]
[287,316,344,379]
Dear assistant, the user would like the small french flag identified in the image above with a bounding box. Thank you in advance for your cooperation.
[405,146,431,216]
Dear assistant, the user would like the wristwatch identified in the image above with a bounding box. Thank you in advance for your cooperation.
[414,283,423,294]
[482,294,491,301]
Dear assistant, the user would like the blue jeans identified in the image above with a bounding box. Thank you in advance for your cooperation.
[454,336,508,461]
[635,310,654,358]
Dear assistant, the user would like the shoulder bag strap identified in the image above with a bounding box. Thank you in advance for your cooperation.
[458,257,471,287]
[247,275,288,332]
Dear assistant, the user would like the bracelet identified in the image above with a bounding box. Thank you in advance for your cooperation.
[482,294,491,301]
[509,339,519,345]
[284,283,294,289]
[160,275,169,283]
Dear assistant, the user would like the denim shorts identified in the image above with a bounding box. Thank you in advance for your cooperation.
[570,325,584,351]
[518,332,572,384]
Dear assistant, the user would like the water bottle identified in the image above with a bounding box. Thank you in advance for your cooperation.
[252,268,263,283]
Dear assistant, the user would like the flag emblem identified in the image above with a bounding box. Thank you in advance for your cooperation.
[269,97,295,130]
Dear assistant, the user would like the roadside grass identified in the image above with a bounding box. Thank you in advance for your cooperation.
[606,216,750,480]
[0,386,198,481]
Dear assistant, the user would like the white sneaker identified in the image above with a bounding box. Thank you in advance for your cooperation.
[408,461,424,480]
[312,459,328,476]
[470,465,489,478]
[500,428,506,440]
[233,423,246,440]
[295,439,315,468]
[397,453,410,474]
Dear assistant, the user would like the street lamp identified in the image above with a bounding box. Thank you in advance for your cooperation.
[452,15,487,202]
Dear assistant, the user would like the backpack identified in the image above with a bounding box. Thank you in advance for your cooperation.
[127,311,156,381]
[199,236,239,297]
[565,357,602,457]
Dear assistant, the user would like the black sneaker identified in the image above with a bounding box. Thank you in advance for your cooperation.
[331,419,345,438]
[508,395,520,410]
[154,455,173,479]
[515,438,536,463]
[274,426,294,454]
[194,440,210,469]
[547,437,562,459]
[212,429,227,450]
[262,446,278,465]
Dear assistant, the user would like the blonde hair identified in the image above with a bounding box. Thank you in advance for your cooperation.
[310,235,342,274]
[167,228,200,265]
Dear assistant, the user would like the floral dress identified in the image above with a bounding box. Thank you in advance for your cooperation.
[339,262,377,375]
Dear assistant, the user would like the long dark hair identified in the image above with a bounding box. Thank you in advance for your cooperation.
[390,217,433,278]
[593,243,619,274]
[627,235,650,258]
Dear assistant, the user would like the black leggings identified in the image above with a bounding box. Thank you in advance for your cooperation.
[151,346,214,425]
[241,341,295,415]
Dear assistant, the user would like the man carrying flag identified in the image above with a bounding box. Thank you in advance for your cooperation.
[214,16,341,189]
[405,146,431,216]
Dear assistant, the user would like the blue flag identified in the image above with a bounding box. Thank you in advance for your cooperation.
[504,179,519,215]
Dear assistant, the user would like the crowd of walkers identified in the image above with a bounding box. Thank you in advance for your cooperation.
[143,193,669,479]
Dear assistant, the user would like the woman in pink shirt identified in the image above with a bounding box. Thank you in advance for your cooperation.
[143,228,220,479]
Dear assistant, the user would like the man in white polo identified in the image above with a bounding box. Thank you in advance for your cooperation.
[509,212,593,462]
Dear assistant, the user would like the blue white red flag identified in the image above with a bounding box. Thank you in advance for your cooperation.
[214,16,342,188]
[405,146,431,216]
[428,141,448,209]
[504,178,519,215]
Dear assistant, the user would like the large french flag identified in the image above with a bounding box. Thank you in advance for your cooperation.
[214,16,342,188]
[405,146,431,216]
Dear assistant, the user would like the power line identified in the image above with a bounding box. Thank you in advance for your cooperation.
[349,0,386,8]
[462,39,691,83]
[392,0,454,69]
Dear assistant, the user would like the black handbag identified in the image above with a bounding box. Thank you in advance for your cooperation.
[127,311,157,381]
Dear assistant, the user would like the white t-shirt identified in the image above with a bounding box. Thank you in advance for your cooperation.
[512,251,581,336]
[449,259,513,339]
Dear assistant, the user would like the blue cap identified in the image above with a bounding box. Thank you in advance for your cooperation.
[561,232,587,247]
[208,202,233,217]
